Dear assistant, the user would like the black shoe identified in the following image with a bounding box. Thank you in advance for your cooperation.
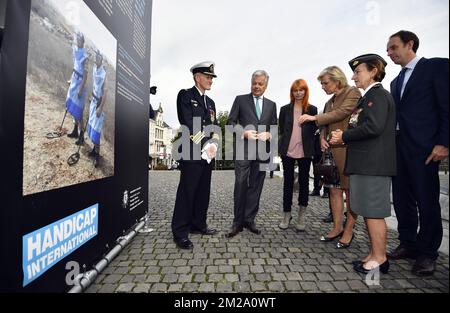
[88,148,97,157]
[387,245,417,260]
[309,189,320,196]
[67,124,78,138]
[321,191,329,198]
[244,222,261,235]
[411,257,436,276]
[190,227,217,235]
[225,225,243,238]
[322,213,333,223]
[75,130,84,145]
[352,260,364,267]
[174,237,193,250]
[354,260,389,274]
[319,230,343,242]
[94,155,100,168]
[336,233,355,249]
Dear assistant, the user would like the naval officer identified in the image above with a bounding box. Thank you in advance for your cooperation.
[172,61,220,249]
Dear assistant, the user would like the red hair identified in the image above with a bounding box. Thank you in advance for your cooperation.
[290,79,310,112]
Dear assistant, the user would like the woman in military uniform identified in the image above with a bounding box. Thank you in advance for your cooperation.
[330,54,396,274]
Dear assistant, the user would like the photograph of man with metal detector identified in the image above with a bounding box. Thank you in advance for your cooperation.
[22,0,117,196]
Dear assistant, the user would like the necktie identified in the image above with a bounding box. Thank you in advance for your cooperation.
[255,97,261,119]
[203,95,207,109]
[396,68,407,100]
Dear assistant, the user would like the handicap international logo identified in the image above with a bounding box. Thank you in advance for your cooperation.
[22,204,99,287]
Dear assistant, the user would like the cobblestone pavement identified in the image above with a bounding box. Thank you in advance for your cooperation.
[86,171,449,293]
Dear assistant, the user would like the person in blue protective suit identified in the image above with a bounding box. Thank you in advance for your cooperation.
[66,31,88,146]
[87,50,107,168]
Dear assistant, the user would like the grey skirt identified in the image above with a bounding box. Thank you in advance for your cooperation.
[349,175,392,218]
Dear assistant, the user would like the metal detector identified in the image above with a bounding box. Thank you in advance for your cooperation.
[67,118,89,166]
[45,110,68,139]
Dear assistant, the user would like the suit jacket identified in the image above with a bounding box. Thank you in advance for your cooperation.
[315,86,361,189]
[176,86,219,162]
[342,84,396,176]
[227,93,277,162]
[278,103,318,158]
[390,57,449,158]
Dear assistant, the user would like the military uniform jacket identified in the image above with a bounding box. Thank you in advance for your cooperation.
[342,84,396,176]
[177,86,219,162]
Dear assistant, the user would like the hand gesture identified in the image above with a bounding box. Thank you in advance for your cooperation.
[244,130,258,140]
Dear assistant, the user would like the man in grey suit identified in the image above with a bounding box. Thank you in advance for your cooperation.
[226,70,277,238]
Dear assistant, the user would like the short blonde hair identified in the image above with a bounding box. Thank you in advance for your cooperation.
[317,66,349,89]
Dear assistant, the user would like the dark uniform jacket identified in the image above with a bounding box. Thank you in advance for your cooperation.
[176,86,219,162]
[342,84,396,176]
[278,103,318,158]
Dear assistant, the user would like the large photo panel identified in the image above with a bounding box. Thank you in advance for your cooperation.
[23,0,117,196]
[0,0,152,292]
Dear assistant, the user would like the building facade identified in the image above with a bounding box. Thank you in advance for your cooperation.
[149,103,175,169]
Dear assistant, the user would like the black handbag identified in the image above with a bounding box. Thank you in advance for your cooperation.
[313,150,340,185]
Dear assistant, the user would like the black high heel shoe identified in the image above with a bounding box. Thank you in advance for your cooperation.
[354,259,390,274]
[336,233,355,249]
[319,231,344,242]
[352,260,364,267]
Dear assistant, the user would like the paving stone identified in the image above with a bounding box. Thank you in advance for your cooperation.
[216,283,233,293]
[163,274,179,283]
[250,282,267,292]
[285,272,302,281]
[133,283,151,293]
[199,283,215,292]
[115,283,135,293]
[145,275,161,283]
[168,284,183,292]
[102,274,123,284]
[91,171,449,294]
[284,281,302,291]
[194,274,207,283]
[268,281,285,292]
[225,273,239,283]
[178,274,193,283]
[150,283,168,292]
[300,282,318,291]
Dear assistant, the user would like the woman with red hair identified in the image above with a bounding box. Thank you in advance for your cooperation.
[278,79,318,231]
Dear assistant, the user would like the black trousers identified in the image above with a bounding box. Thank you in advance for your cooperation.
[312,152,322,191]
[392,142,443,260]
[233,160,266,226]
[172,161,212,240]
[282,156,312,211]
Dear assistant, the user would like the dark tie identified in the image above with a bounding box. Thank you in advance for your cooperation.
[203,95,207,110]
[396,68,407,100]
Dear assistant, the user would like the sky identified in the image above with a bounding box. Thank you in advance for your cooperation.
[48,0,117,68]
[150,0,449,129]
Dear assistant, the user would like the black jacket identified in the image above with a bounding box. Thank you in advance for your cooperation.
[176,86,219,162]
[278,103,318,158]
[342,84,396,176]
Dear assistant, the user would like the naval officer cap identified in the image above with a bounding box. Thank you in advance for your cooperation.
[190,61,217,78]
[348,54,387,72]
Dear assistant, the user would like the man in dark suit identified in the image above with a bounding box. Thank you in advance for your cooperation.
[172,61,220,249]
[226,70,277,238]
[387,30,449,275]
